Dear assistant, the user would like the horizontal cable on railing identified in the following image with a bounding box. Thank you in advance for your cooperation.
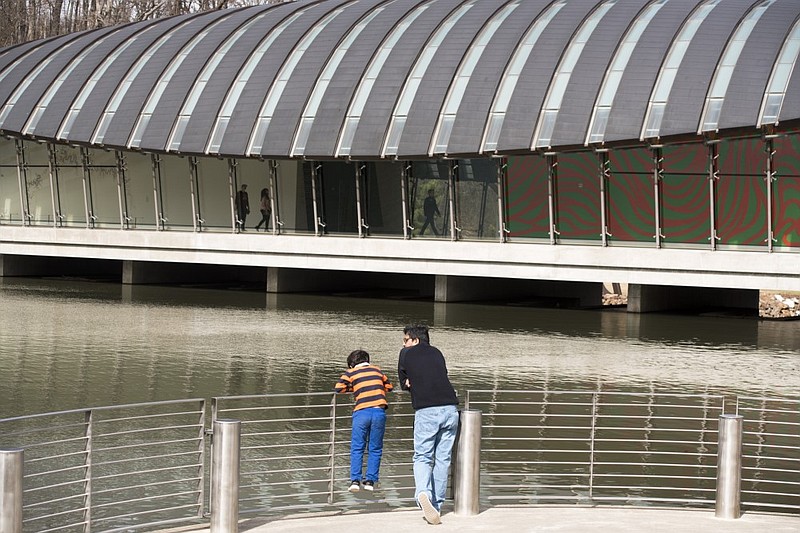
[27,521,88,533]
[91,476,202,497]
[22,491,86,509]
[92,489,201,510]
[90,502,200,523]
[93,449,201,468]
[92,463,201,482]
[92,409,203,425]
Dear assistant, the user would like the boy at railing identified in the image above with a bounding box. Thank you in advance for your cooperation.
[334,349,394,492]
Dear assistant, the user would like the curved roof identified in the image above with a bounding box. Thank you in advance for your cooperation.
[0,0,799,159]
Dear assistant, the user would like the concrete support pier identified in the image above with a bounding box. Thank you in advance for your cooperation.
[627,284,759,314]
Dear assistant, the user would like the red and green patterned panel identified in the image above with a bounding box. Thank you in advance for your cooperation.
[716,138,767,247]
[555,152,601,240]
[774,134,800,248]
[506,155,549,239]
[662,144,710,245]
[608,147,655,243]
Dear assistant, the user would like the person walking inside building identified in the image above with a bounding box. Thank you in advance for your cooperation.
[236,183,249,231]
[254,187,271,232]
[335,349,393,493]
[397,325,459,525]
[419,189,440,236]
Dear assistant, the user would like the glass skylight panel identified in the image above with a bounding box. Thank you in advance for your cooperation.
[430,0,521,155]
[533,0,617,149]
[0,39,80,127]
[0,42,48,89]
[641,0,720,140]
[586,0,668,145]
[128,21,221,148]
[699,0,774,133]
[758,19,800,125]
[167,10,274,152]
[247,2,356,156]
[92,19,194,144]
[480,1,566,152]
[291,4,388,156]
[58,25,156,140]
[381,0,477,157]
[23,36,110,135]
[206,9,307,154]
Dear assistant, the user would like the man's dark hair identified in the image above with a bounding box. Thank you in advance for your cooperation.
[403,324,430,344]
[347,349,370,368]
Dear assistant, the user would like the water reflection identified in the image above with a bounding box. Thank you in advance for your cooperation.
[0,278,798,419]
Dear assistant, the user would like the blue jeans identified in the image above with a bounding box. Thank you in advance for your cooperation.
[413,404,459,511]
[350,407,386,482]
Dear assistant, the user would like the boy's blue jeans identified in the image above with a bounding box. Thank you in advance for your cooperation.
[350,407,386,482]
[413,404,459,511]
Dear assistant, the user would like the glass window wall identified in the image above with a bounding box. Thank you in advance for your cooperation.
[236,158,272,233]
[270,160,312,234]
[716,138,767,247]
[773,133,800,248]
[85,148,120,228]
[608,147,655,243]
[408,161,450,238]
[123,152,156,229]
[53,145,87,227]
[554,152,601,241]
[362,162,403,237]
[312,161,358,235]
[157,154,193,230]
[0,138,21,224]
[194,157,233,231]
[661,143,709,246]
[504,155,549,240]
[22,140,54,226]
[454,159,499,240]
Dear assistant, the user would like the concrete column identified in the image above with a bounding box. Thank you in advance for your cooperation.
[627,284,758,314]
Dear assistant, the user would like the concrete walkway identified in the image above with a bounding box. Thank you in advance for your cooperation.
[168,506,800,533]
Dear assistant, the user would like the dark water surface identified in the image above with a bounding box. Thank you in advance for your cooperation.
[1,277,798,418]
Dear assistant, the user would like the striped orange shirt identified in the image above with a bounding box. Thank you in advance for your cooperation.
[334,363,393,411]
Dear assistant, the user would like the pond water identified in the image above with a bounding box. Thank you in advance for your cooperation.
[1,277,798,419]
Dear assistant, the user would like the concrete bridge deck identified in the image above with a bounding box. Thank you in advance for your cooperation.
[167,506,800,533]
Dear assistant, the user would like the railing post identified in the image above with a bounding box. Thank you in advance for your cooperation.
[0,448,24,533]
[716,414,743,519]
[211,419,241,533]
[453,409,481,516]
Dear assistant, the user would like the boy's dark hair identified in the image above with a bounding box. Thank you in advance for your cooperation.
[347,349,370,368]
[403,324,430,344]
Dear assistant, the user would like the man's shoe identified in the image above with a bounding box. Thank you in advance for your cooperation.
[417,492,441,525]
[348,480,360,492]
[363,480,374,491]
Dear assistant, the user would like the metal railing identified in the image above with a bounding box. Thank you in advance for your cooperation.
[1,390,798,532]
[0,399,206,533]
[465,390,725,508]
[736,396,800,513]
[210,392,417,516]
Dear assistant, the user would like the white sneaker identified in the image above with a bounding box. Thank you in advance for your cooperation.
[417,492,441,525]
[348,480,360,492]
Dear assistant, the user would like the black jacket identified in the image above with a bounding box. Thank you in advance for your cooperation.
[398,342,458,410]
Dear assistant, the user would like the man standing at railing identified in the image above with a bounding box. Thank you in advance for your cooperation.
[398,324,459,525]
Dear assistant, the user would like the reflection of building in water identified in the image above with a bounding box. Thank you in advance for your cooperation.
[0,0,799,315]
